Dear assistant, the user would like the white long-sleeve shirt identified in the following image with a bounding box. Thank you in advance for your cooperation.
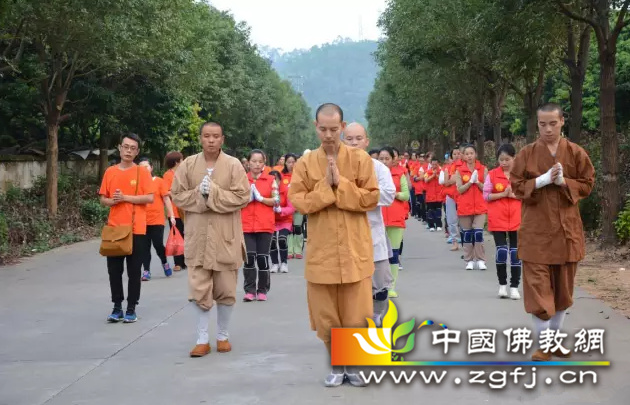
[368,158,396,262]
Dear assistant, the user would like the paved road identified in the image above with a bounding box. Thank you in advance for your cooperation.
[1,220,629,405]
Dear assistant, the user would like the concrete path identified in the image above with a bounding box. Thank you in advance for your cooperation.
[1,220,629,405]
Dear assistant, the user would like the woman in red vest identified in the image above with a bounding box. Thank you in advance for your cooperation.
[483,144,522,300]
[379,147,410,298]
[282,153,304,259]
[455,145,488,270]
[269,170,295,274]
[241,149,279,302]
[424,157,443,231]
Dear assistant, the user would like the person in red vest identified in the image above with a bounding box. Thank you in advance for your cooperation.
[408,152,420,218]
[483,144,522,300]
[282,153,304,259]
[454,144,488,270]
[269,170,295,274]
[413,153,428,222]
[424,156,443,231]
[379,147,410,298]
[441,147,463,251]
[241,149,279,302]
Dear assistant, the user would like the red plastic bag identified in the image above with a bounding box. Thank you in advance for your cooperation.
[165,226,185,256]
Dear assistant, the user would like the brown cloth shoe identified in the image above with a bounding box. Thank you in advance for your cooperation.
[532,349,552,361]
[216,340,232,353]
[190,344,211,358]
[174,266,182,272]
[552,349,572,358]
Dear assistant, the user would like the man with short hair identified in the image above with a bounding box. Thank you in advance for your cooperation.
[99,133,155,323]
[343,123,396,326]
[289,104,379,387]
[511,103,594,361]
[171,122,250,358]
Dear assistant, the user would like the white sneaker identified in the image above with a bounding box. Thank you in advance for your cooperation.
[429,228,435,232]
[270,264,279,273]
[477,260,487,270]
[498,285,508,298]
[398,263,403,271]
[325,368,345,387]
[465,261,474,270]
[279,263,288,273]
[437,227,442,231]
[510,288,521,300]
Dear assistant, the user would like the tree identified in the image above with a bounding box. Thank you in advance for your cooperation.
[557,0,630,244]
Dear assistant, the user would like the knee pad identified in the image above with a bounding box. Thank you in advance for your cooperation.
[474,228,484,243]
[388,249,399,265]
[278,235,288,249]
[245,252,256,268]
[256,255,270,270]
[496,245,508,264]
[373,289,388,301]
[462,230,473,244]
[292,225,302,235]
[510,248,521,267]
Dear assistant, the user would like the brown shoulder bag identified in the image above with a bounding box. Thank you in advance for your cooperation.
[99,167,139,257]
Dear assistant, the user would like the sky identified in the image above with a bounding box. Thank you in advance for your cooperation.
[208,0,387,52]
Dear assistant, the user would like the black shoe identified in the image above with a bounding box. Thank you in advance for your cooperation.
[107,307,124,323]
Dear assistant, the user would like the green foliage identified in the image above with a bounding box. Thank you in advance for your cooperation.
[614,196,630,242]
[80,200,109,226]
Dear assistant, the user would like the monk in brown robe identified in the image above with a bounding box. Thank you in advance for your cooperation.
[288,103,379,387]
[171,122,250,358]
[511,103,595,361]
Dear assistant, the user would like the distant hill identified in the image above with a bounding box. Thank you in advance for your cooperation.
[261,39,380,125]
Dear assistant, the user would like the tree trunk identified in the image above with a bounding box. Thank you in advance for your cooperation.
[99,130,109,181]
[465,122,472,143]
[45,121,59,217]
[476,105,485,163]
[492,95,502,148]
[568,72,585,143]
[526,113,537,143]
[599,50,621,245]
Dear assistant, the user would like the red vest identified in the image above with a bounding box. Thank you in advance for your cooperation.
[241,173,275,233]
[487,167,522,231]
[413,163,428,194]
[281,171,292,186]
[382,166,408,228]
[456,161,488,216]
[424,165,443,203]
[274,182,293,224]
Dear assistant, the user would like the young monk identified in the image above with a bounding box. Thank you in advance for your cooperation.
[288,103,379,387]
[424,157,443,232]
[455,145,488,270]
[162,151,186,271]
[99,133,154,323]
[241,149,279,302]
[510,103,594,361]
[484,144,522,300]
[269,170,295,274]
[343,122,396,326]
[378,147,410,298]
[282,154,304,260]
[171,122,250,358]
[138,157,175,280]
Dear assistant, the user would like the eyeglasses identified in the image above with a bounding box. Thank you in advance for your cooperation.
[120,145,138,151]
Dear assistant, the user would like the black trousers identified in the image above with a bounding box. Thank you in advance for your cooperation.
[416,192,427,221]
[143,224,167,271]
[170,218,186,269]
[107,234,147,309]
[410,192,417,216]
[270,229,291,265]
[492,231,521,288]
[243,232,273,294]
[426,201,443,229]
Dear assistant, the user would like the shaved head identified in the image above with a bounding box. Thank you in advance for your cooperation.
[315,103,344,122]
[343,122,369,150]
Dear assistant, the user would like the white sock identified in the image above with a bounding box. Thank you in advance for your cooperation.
[549,310,566,331]
[217,304,233,341]
[532,315,551,346]
[195,305,211,345]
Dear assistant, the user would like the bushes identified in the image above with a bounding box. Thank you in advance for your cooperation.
[0,174,108,265]
[615,195,630,242]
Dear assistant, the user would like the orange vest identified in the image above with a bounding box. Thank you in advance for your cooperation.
[382,166,408,228]
[274,182,293,224]
[241,172,275,233]
[281,171,292,186]
[442,160,462,200]
[487,167,522,231]
[424,165,443,203]
[456,161,488,216]
[413,163,428,194]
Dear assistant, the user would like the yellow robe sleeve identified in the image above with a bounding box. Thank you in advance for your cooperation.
[205,161,250,213]
[288,159,336,215]
[171,160,211,214]
[334,154,380,212]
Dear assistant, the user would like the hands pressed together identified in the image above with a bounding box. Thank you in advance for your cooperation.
[198,168,214,197]
[535,163,566,189]
[325,156,340,187]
